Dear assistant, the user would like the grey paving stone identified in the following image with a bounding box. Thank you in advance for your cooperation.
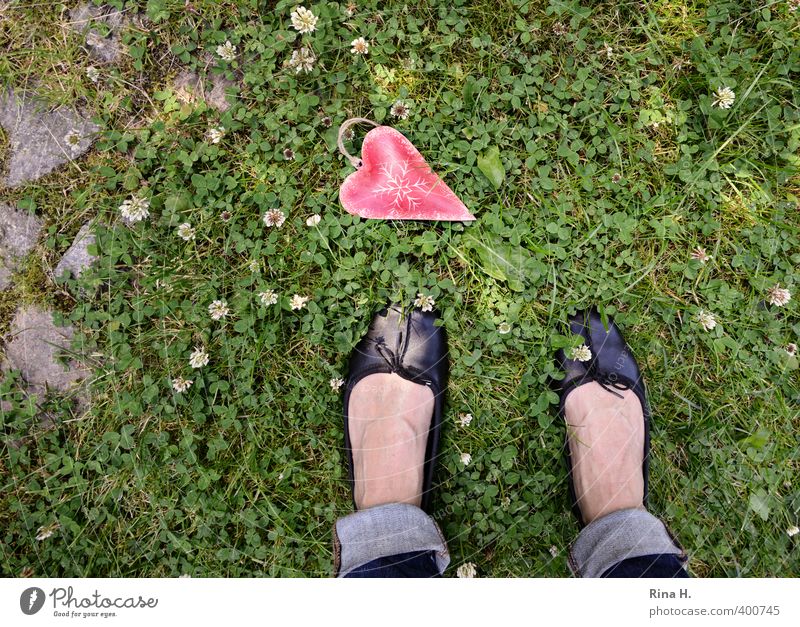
[1,305,89,401]
[0,203,43,290]
[0,88,99,187]
[54,223,97,280]
[173,69,237,112]
[69,3,127,64]
[207,73,238,112]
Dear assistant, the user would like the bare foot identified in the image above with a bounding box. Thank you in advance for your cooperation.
[564,382,645,524]
[348,373,434,509]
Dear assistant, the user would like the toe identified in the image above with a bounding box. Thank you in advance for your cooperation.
[586,309,641,383]
[555,309,592,389]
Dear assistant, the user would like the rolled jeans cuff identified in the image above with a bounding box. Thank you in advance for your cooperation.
[333,503,450,577]
[569,508,686,578]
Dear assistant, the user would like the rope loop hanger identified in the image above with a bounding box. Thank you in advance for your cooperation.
[337,117,380,168]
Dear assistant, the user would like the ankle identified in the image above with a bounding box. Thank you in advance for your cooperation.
[348,373,434,510]
[354,419,425,509]
[565,383,645,524]
[580,495,645,525]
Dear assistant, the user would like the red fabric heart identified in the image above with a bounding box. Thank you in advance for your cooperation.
[339,126,475,222]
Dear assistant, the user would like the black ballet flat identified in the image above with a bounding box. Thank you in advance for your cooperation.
[552,308,650,527]
[342,302,449,513]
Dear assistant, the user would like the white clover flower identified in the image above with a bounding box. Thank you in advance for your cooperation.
[189,347,209,369]
[259,290,279,306]
[460,452,472,466]
[498,322,512,335]
[288,47,316,74]
[788,525,800,537]
[290,294,310,310]
[350,37,369,55]
[457,562,477,578]
[86,65,100,83]
[696,309,717,332]
[119,195,150,223]
[208,299,230,320]
[63,129,82,154]
[330,377,345,391]
[344,2,356,17]
[291,6,318,33]
[207,126,225,144]
[549,545,559,558]
[249,260,259,272]
[172,377,193,393]
[712,86,735,109]
[458,412,473,427]
[785,343,797,357]
[414,293,435,312]
[569,344,592,362]
[177,222,195,241]
[306,214,322,226]
[390,100,411,120]
[691,247,711,264]
[35,523,59,542]
[767,284,791,307]
[216,40,237,62]
[263,208,286,227]
[600,43,613,59]
[552,21,568,36]
[36,528,55,541]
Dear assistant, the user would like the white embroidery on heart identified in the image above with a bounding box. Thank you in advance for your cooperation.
[374,159,431,210]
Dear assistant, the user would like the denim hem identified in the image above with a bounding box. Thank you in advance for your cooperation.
[569,508,686,578]
[333,503,450,577]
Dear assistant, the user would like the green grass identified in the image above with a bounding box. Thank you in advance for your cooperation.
[1,0,799,577]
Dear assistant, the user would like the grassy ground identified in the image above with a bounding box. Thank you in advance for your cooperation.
[1,0,799,577]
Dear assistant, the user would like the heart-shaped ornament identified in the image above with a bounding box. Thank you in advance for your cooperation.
[339,124,475,222]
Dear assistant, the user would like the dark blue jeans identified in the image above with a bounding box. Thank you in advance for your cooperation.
[346,551,688,578]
